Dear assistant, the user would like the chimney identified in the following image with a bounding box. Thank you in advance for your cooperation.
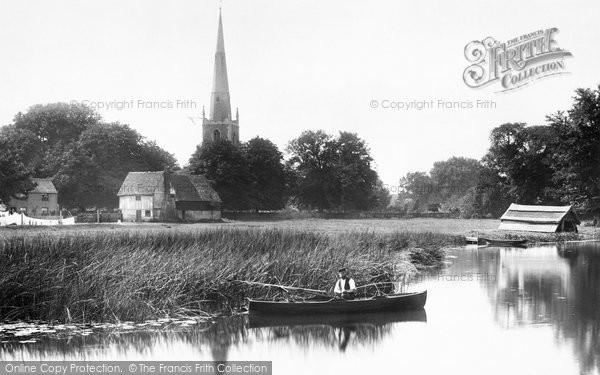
[163,167,170,197]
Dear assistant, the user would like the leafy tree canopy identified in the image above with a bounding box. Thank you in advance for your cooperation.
[0,103,177,209]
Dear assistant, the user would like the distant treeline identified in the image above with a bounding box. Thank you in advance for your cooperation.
[395,84,600,219]
[2,84,599,217]
[0,104,389,212]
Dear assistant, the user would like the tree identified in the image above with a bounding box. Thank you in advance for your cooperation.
[245,137,288,210]
[430,157,481,201]
[483,123,558,205]
[189,140,251,210]
[331,132,379,211]
[464,165,514,218]
[9,103,101,176]
[1,103,177,209]
[286,130,336,212]
[549,85,600,216]
[54,123,177,209]
[398,172,436,212]
[0,138,33,204]
[369,179,392,210]
[286,130,383,212]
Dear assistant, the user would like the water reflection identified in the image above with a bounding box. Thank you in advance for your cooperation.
[247,309,426,353]
[0,310,426,360]
[471,242,600,374]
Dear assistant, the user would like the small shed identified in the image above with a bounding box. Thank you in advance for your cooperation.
[499,203,580,233]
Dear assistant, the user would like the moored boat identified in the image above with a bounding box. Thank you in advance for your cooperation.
[465,236,485,245]
[248,290,427,315]
[483,238,528,247]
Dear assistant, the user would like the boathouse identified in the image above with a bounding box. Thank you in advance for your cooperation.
[498,204,580,233]
[117,170,221,222]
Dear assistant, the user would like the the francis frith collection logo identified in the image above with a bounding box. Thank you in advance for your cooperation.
[463,28,572,92]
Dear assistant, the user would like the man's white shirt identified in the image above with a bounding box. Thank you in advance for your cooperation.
[334,278,356,294]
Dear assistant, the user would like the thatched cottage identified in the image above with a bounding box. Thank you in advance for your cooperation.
[117,170,221,222]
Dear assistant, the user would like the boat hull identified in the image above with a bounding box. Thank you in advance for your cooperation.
[248,291,427,315]
[248,308,427,328]
[483,238,528,247]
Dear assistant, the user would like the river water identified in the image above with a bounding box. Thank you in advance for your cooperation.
[2,242,600,375]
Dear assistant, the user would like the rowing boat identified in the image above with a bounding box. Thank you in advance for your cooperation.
[248,290,427,315]
[465,236,485,245]
[483,238,528,247]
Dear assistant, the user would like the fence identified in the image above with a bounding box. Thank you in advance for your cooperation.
[0,213,75,226]
[76,212,123,223]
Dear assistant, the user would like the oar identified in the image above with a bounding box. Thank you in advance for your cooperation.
[355,281,397,290]
[354,281,402,296]
[230,280,331,297]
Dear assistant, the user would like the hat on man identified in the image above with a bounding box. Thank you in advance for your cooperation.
[338,267,347,273]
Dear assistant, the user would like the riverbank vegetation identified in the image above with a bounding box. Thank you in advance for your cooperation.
[0,228,461,323]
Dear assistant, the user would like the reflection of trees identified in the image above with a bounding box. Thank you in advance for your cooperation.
[475,243,600,375]
[0,310,425,359]
[490,247,569,327]
[556,243,600,375]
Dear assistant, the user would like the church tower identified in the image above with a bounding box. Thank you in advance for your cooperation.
[203,9,239,145]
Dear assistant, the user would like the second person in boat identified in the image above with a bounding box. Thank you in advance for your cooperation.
[334,267,356,300]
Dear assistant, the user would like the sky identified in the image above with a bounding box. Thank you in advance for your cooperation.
[1,0,599,191]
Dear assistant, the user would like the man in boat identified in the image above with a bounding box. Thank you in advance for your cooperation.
[334,268,356,300]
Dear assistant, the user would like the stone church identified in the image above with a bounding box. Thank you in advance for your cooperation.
[202,10,239,145]
[117,11,240,222]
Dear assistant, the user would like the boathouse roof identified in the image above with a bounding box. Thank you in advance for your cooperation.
[499,203,580,233]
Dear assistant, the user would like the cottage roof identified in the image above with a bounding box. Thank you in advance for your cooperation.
[117,171,221,203]
[117,171,165,196]
[31,178,58,194]
[170,173,222,203]
[499,203,580,232]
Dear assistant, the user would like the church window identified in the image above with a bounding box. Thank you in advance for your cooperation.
[213,129,221,141]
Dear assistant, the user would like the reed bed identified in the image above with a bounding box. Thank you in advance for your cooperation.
[0,228,460,323]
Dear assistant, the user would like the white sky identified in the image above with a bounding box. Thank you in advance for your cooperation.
[1,0,599,189]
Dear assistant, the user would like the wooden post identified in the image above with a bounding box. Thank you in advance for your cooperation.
[97,209,100,224]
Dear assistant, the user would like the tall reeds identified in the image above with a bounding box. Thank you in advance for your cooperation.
[0,228,459,322]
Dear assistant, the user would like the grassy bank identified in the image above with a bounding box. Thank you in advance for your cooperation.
[0,228,462,323]
[3,218,598,240]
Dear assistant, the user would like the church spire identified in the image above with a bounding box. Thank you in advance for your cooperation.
[202,8,239,146]
[210,9,231,122]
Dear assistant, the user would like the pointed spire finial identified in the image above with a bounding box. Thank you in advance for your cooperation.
[210,8,231,121]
